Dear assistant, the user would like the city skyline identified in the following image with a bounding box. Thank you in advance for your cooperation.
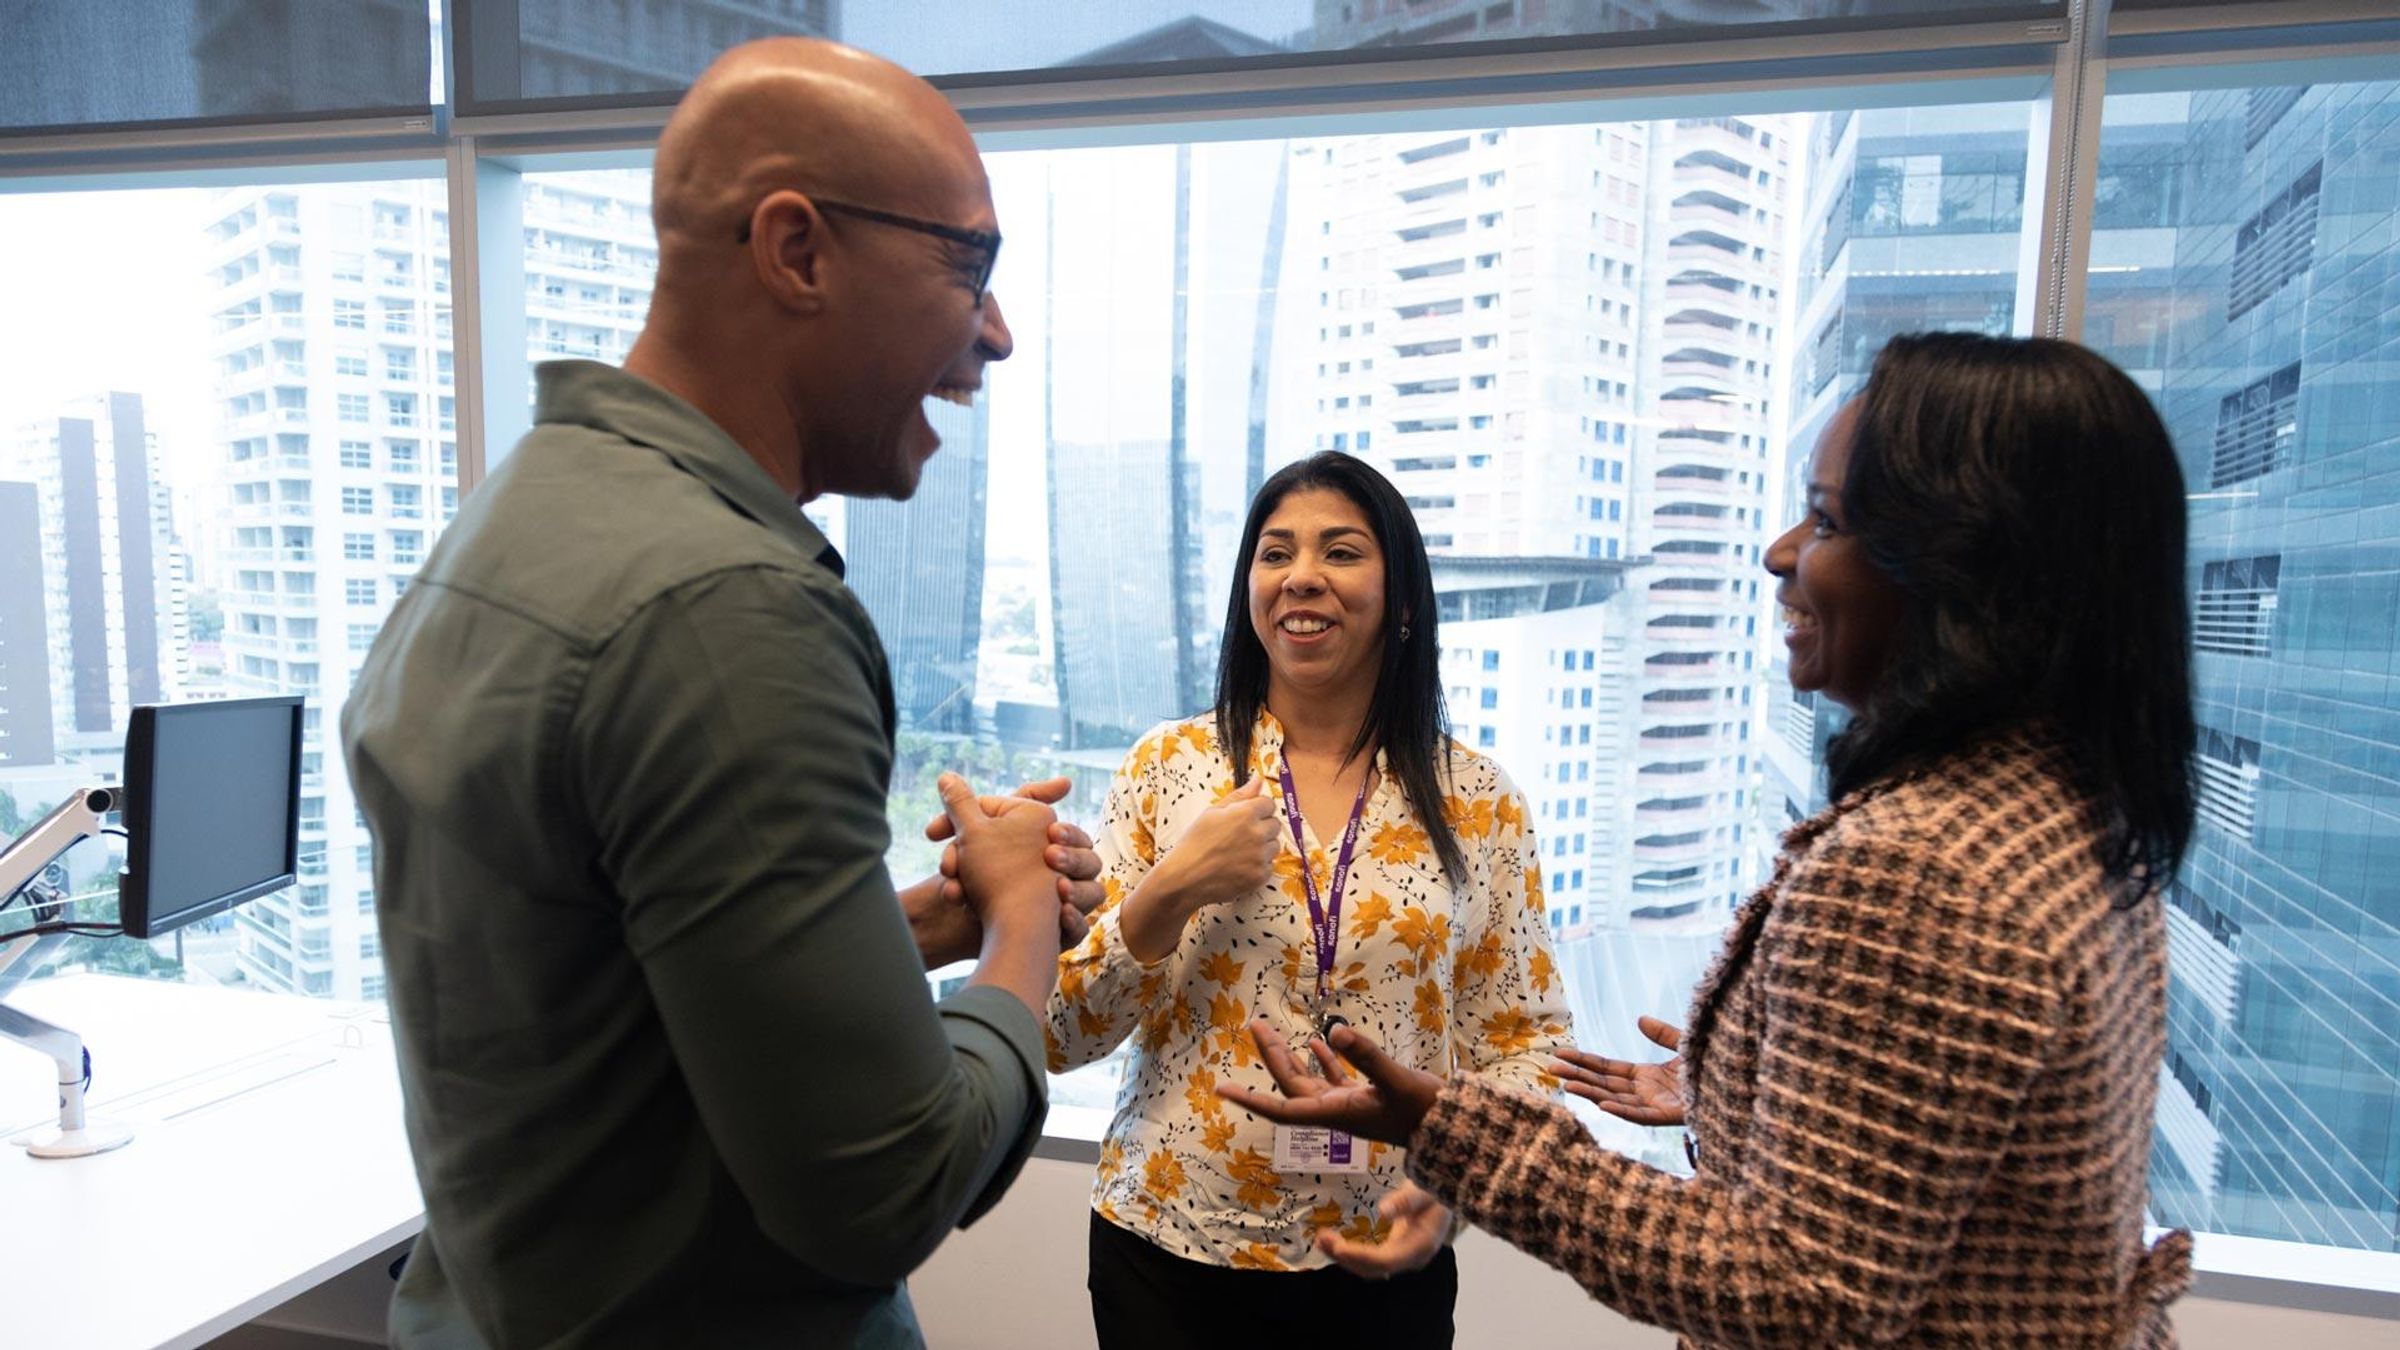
[3,83,2394,1256]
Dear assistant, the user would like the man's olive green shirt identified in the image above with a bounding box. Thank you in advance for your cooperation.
[342,361,1046,1349]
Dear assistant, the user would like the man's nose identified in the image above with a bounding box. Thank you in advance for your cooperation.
[977,292,1014,362]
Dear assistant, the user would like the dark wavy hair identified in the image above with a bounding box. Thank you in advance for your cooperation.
[1216,452,1465,884]
[1827,332,2196,894]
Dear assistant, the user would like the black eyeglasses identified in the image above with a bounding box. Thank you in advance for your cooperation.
[737,196,1002,297]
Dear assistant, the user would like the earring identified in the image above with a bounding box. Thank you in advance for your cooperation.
[1399,624,1412,643]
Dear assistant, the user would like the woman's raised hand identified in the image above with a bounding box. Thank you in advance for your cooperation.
[1550,1016,1685,1127]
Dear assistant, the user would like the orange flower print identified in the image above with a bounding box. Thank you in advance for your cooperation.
[1529,946,1558,996]
[1143,1150,1188,1205]
[1307,1202,1344,1233]
[1481,1008,1541,1055]
[1348,892,1394,941]
[1229,1147,1285,1211]
[1200,1115,1237,1154]
[1229,1243,1289,1271]
[1413,979,1448,1034]
[1494,792,1525,834]
[1523,864,1546,916]
[1368,821,1429,866]
[1208,991,1247,1040]
[1443,794,1497,840]
[1043,1026,1066,1074]
[1391,905,1452,976]
[1275,846,1329,908]
[1127,793,1158,865]
[1341,1210,1390,1245]
[1185,1065,1225,1120]
[1055,962,1088,1006]
[1199,950,1246,987]
[1458,928,1507,985]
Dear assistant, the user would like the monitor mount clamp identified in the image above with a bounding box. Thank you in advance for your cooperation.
[0,787,134,1158]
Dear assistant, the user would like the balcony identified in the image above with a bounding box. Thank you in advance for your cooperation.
[1670,197,1752,234]
[1661,357,1742,386]
[1673,158,1762,201]
[1633,838,1715,865]
[1388,232,1467,272]
[1674,119,1765,164]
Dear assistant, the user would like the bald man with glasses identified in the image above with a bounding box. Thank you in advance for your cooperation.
[344,38,1094,1350]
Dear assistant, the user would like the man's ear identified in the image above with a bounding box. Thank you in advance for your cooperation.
[747,190,829,318]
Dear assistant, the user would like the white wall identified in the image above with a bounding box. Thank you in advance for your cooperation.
[911,1155,2397,1350]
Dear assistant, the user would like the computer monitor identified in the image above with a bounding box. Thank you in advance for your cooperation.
[116,695,304,940]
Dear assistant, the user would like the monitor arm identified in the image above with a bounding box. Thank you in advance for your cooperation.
[0,786,134,1158]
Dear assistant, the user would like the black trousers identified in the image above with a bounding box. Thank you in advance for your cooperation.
[1087,1211,1457,1350]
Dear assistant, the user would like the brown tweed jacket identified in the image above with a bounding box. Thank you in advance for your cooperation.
[1407,728,2193,1348]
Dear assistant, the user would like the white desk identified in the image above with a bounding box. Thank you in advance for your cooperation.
[0,975,424,1350]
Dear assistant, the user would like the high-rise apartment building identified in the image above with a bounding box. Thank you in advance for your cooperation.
[1625,115,1785,931]
[204,173,656,1001]
[1281,114,1784,948]
[3,392,186,757]
[204,186,449,1000]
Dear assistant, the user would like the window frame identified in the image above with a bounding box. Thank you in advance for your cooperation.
[1,0,2395,1317]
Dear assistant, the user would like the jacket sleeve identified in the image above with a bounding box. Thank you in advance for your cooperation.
[571,566,1046,1289]
[1407,830,2063,1346]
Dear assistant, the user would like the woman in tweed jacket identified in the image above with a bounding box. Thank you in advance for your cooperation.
[1223,333,2199,1348]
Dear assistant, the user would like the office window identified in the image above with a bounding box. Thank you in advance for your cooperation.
[2211,363,2300,488]
[525,92,2032,1143]
[2195,556,2280,658]
[0,179,454,1012]
[2090,77,2400,1256]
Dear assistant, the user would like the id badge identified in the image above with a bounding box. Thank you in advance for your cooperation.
[1273,1124,1368,1173]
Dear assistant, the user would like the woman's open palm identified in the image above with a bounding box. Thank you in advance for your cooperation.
[1551,1016,1685,1127]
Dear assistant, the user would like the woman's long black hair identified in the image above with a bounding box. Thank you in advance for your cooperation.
[1826,332,2196,894]
[1216,451,1466,885]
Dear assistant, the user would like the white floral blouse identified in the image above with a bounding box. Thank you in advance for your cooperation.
[1045,708,1574,1271]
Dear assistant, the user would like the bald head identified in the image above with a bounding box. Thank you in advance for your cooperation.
[651,38,986,263]
[626,39,1012,507]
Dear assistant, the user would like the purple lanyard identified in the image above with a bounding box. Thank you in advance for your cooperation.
[1274,760,1372,1003]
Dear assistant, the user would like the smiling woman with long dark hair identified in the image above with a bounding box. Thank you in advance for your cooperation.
[1224,335,2201,1349]
[1046,451,1572,1350]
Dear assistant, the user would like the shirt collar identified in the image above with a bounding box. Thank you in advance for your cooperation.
[531,360,843,577]
[1250,707,1390,780]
